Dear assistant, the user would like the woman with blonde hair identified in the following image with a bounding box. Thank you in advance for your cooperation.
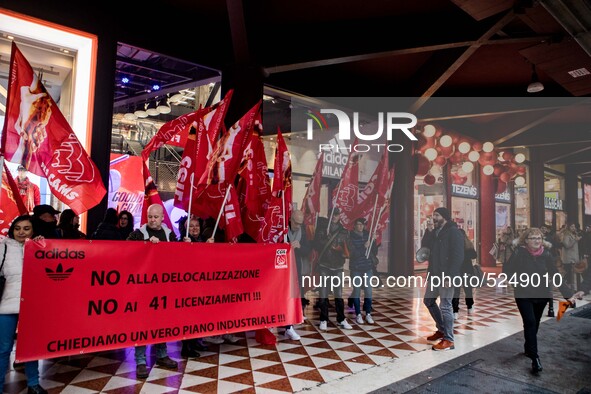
[503,227,583,375]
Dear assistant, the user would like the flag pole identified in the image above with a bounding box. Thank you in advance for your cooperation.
[282,192,287,243]
[328,180,343,235]
[212,184,232,240]
[366,194,379,258]
[185,173,195,239]
[0,156,4,208]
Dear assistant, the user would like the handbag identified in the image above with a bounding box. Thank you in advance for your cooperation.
[489,242,499,258]
[0,244,7,303]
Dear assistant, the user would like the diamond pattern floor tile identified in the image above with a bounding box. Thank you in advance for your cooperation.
[2,282,531,393]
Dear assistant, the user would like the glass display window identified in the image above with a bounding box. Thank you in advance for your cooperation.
[452,197,478,248]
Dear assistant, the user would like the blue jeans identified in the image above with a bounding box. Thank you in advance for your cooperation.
[423,284,455,342]
[134,343,168,365]
[351,270,373,315]
[0,314,40,388]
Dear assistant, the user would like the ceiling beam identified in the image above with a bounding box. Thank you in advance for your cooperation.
[420,11,515,99]
[535,143,591,162]
[409,11,515,112]
[501,138,591,149]
[566,163,591,175]
[548,147,591,164]
[226,0,250,64]
[264,35,550,74]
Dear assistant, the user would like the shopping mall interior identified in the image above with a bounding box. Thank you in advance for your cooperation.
[1,1,591,393]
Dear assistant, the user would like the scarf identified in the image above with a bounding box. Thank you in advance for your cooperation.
[526,245,544,256]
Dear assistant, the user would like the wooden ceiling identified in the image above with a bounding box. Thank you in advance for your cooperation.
[2,0,591,176]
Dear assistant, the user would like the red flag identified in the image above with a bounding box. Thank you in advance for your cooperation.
[193,102,261,241]
[237,123,271,240]
[173,94,233,211]
[371,166,395,245]
[141,90,232,161]
[194,102,260,218]
[257,129,292,243]
[302,152,323,239]
[173,122,200,211]
[140,161,173,229]
[1,163,28,237]
[141,91,233,226]
[332,139,360,229]
[1,43,106,214]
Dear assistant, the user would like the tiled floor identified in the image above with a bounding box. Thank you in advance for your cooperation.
[3,282,556,393]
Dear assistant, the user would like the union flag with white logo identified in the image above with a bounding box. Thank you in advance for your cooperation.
[332,138,360,229]
[257,129,291,243]
[1,43,106,214]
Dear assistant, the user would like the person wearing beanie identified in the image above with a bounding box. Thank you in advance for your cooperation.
[434,207,451,222]
[423,207,464,351]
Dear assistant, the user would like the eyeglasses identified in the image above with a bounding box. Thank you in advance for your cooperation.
[526,237,542,240]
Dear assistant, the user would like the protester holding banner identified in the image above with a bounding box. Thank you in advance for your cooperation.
[57,209,86,239]
[91,208,122,241]
[280,210,310,341]
[126,204,178,379]
[178,215,206,243]
[0,215,47,394]
[176,215,211,356]
[314,209,352,331]
[118,210,135,240]
[348,218,377,325]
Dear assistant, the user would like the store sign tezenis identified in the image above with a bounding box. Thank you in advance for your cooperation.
[452,184,479,198]
[495,191,511,203]
[544,197,564,210]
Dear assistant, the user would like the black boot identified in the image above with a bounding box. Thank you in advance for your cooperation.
[531,357,543,374]
[27,385,48,394]
[181,340,200,358]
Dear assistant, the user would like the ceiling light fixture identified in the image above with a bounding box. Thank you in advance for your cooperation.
[169,92,183,103]
[146,100,159,116]
[134,103,148,118]
[157,96,171,114]
[123,105,137,121]
[527,64,544,93]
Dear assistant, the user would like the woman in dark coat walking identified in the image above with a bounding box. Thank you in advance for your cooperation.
[503,227,583,375]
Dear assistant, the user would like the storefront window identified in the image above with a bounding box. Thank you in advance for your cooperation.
[450,163,478,247]
[544,172,565,231]
[515,186,529,232]
[414,167,445,268]
[495,184,512,239]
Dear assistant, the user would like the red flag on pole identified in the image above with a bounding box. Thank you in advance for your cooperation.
[332,139,360,229]
[371,165,395,245]
[302,152,323,239]
[194,102,261,240]
[0,163,28,237]
[173,94,233,212]
[141,90,232,160]
[1,43,106,214]
[141,91,233,226]
[257,129,292,243]
[237,122,271,240]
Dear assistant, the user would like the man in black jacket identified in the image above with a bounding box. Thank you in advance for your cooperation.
[423,207,464,351]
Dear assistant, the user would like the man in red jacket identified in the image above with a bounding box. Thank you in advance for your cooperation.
[16,165,40,213]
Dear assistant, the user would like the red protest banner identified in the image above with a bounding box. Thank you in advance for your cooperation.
[17,240,301,362]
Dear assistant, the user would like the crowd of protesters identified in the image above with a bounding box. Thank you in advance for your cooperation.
[2,200,591,391]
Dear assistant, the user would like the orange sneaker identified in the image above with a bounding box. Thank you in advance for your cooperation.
[426,331,444,341]
[432,339,455,351]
